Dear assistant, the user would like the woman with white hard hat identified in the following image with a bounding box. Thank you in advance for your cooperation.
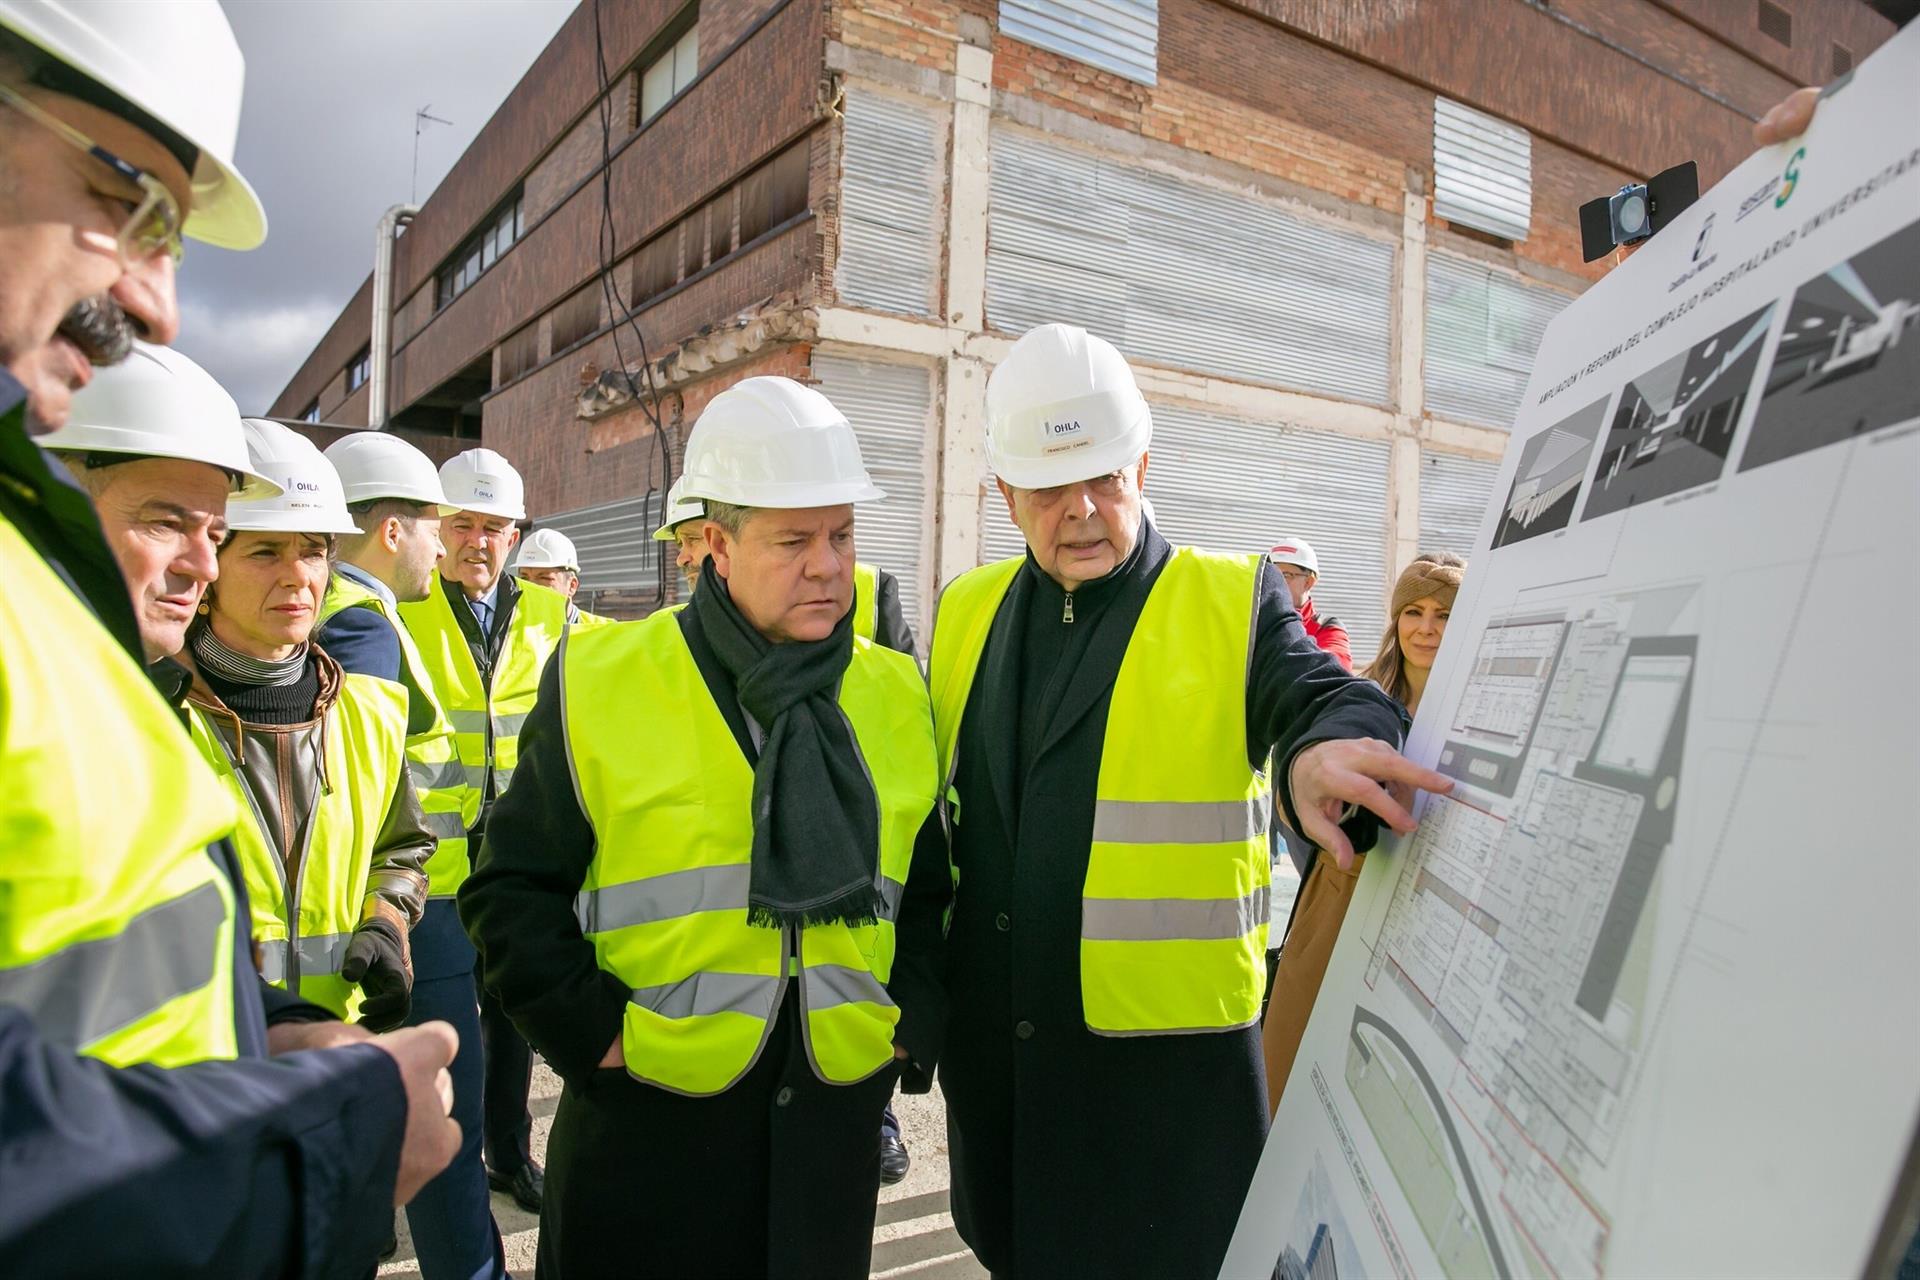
[462,375,946,1274]
[177,420,433,1028]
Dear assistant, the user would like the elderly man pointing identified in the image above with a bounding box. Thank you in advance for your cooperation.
[462,376,949,1278]
[927,323,1450,1277]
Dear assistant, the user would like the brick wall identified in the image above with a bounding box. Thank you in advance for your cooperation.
[480,218,817,516]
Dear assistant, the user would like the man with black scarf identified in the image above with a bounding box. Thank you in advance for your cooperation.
[926,324,1452,1278]
[461,375,948,1278]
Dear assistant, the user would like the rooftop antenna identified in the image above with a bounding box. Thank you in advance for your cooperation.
[412,105,453,204]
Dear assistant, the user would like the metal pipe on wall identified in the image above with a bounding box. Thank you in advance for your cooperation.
[370,203,418,430]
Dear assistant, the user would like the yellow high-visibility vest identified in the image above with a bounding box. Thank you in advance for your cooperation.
[320,574,471,898]
[186,672,410,1019]
[927,549,1272,1035]
[0,515,239,1066]
[397,576,569,896]
[565,612,937,1095]
[853,562,879,642]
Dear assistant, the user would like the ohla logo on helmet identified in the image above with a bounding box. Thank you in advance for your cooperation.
[1040,416,1091,455]
[293,479,322,493]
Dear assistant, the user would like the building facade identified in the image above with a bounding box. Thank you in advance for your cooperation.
[271,0,1896,633]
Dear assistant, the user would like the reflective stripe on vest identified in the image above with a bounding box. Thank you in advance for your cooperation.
[564,613,936,1096]
[321,575,473,899]
[0,515,240,1067]
[397,575,569,896]
[927,548,1272,1036]
[853,562,879,642]
[187,673,410,1020]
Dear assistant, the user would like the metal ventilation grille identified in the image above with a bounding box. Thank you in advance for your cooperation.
[1000,0,1159,86]
[1757,0,1792,47]
[988,129,1396,405]
[1146,402,1391,647]
[1417,450,1498,559]
[836,89,942,318]
[1433,97,1533,243]
[536,493,663,591]
[811,354,935,647]
[1424,251,1572,430]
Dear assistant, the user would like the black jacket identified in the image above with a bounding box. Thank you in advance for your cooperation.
[937,523,1407,1278]
[0,374,405,1277]
[459,604,952,1090]
[870,565,918,656]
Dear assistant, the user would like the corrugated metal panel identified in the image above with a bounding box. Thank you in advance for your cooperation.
[811,354,934,647]
[1432,97,1532,243]
[536,493,662,591]
[837,89,942,318]
[975,400,1390,645]
[1417,450,1498,559]
[1424,251,1572,429]
[1148,403,1390,649]
[1000,0,1158,85]
[988,130,1394,405]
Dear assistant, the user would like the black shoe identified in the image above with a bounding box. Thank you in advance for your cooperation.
[378,1231,398,1261]
[879,1135,910,1185]
[487,1161,545,1213]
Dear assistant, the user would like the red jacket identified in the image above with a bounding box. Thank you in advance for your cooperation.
[1300,597,1352,672]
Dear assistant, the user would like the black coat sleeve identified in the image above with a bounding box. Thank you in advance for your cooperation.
[1247,560,1411,857]
[458,653,630,1085]
[0,1006,404,1279]
[886,808,952,1092]
[874,569,919,656]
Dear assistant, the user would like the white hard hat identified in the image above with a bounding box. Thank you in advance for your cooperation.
[324,432,457,514]
[225,420,359,535]
[0,0,266,250]
[1267,537,1318,576]
[650,476,705,542]
[439,447,526,520]
[678,376,884,508]
[42,341,278,497]
[515,528,579,572]
[986,324,1152,489]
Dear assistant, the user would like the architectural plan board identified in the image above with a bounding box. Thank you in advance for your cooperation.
[1224,24,1920,1280]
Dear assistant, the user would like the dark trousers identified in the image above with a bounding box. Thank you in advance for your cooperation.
[404,903,507,1280]
[478,971,535,1175]
[537,992,898,1280]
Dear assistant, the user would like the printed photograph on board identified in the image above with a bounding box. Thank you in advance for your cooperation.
[1581,304,1775,521]
[1738,216,1920,472]
[1491,395,1609,549]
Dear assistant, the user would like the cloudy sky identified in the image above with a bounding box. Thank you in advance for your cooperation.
[173,0,575,414]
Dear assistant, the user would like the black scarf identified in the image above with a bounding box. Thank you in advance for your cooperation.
[691,559,883,930]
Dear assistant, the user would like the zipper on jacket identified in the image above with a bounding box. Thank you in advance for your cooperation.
[1062,591,1075,623]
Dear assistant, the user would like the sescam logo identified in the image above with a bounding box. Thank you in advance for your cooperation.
[1775,146,1804,208]
[1736,145,1807,222]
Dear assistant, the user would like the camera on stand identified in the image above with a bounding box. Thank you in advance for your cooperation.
[1579,161,1699,262]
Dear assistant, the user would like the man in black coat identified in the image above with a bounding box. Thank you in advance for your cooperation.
[929,324,1446,1277]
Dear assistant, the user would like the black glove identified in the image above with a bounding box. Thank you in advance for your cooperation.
[341,915,412,1032]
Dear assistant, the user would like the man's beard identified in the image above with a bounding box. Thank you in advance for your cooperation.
[59,293,136,366]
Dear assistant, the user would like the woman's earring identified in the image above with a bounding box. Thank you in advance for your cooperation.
[196,597,211,616]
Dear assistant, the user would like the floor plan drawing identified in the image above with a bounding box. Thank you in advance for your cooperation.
[1223,32,1920,1277]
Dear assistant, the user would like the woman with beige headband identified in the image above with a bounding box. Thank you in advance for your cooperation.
[1262,551,1466,1112]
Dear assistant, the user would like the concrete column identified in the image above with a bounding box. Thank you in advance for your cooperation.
[1386,188,1429,578]
[933,38,995,590]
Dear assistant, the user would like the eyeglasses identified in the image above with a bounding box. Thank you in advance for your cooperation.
[1277,569,1313,585]
[1025,470,1133,507]
[0,84,185,264]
